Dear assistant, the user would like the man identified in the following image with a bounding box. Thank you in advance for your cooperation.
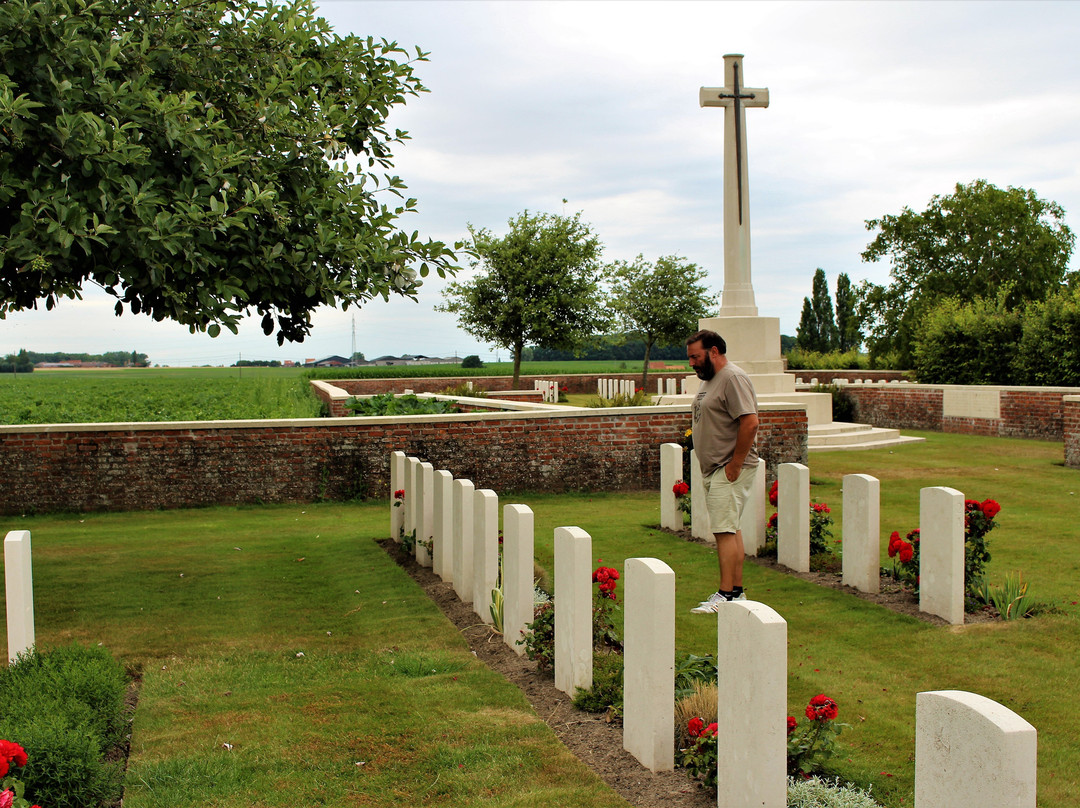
[685,329,759,613]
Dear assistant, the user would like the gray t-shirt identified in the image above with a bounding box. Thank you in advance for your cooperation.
[691,361,759,477]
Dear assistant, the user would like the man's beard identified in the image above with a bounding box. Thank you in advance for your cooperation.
[694,361,716,381]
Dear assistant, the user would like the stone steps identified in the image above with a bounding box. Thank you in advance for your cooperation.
[808,422,926,452]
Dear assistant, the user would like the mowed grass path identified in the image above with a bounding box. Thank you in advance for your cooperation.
[1,431,1077,806]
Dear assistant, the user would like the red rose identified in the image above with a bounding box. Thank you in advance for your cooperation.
[981,499,1001,519]
[787,716,798,735]
[907,528,920,544]
[767,513,778,528]
[704,722,718,737]
[898,542,914,564]
[393,489,405,500]
[672,480,690,498]
[768,480,779,507]
[806,694,839,721]
[887,531,901,558]
[687,717,704,738]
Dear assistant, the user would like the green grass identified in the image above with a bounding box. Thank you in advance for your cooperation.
[2,432,1077,806]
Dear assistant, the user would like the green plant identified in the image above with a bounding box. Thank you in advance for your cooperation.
[788,694,849,777]
[519,602,556,674]
[0,739,36,808]
[813,383,857,422]
[438,381,486,398]
[344,392,459,416]
[677,716,719,789]
[963,498,999,595]
[673,480,691,525]
[886,529,921,590]
[572,652,624,715]
[787,776,884,808]
[985,572,1037,620]
[591,566,622,651]
[674,653,717,700]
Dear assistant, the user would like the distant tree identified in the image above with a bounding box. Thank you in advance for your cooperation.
[460,354,484,369]
[796,268,837,352]
[779,334,798,354]
[0,349,33,373]
[834,272,861,352]
[607,255,714,387]
[0,0,457,343]
[859,180,1075,365]
[351,352,366,365]
[439,211,607,387]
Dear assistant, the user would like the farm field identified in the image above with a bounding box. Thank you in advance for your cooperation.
[0,362,689,425]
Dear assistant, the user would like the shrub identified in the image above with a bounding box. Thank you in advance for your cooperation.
[787,776,884,807]
[911,296,1022,384]
[812,383,856,423]
[786,348,868,371]
[0,645,128,808]
[1014,286,1080,385]
[344,392,458,416]
[519,602,555,674]
[460,354,484,369]
[572,652,623,715]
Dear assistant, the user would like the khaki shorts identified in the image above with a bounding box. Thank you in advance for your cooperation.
[703,465,756,535]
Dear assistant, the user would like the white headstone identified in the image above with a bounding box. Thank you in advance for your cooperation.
[742,458,767,554]
[623,557,675,772]
[416,462,434,567]
[452,479,475,604]
[503,504,535,654]
[690,449,711,541]
[554,526,593,696]
[666,378,676,395]
[4,530,34,664]
[842,473,880,593]
[716,600,787,807]
[473,489,500,623]
[433,470,454,581]
[916,690,1037,808]
[920,486,965,625]
[389,451,406,542]
[659,443,684,532]
[777,462,810,572]
[404,456,420,539]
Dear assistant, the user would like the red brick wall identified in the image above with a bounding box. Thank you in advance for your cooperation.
[0,408,806,515]
[1065,397,1080,469]
[842,385,1073,442]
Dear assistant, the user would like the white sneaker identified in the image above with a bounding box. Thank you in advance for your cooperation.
[691,592,730,613]
[696,591,747,606]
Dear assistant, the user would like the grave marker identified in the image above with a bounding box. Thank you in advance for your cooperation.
[916,690,1036,808]
[503,504,534,654]
[690,450,711,541]
[389,451,406,542]
[416,462,434,567]
[920,486,965,624]
[452,479,475,604]
[777,462,810,572]
[433,470,454,581]
[4,531,34,664]
[659,443,684,532]
[554,526,593,696]
[623,557,675,772]
[717,601,786,807]
[473,489,499,623]
[842,473,880,593]
[742,458,767,554]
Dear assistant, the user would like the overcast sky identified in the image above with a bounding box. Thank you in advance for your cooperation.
[3,0,1078,366]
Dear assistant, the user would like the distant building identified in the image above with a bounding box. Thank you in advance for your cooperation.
[305,355,350,367]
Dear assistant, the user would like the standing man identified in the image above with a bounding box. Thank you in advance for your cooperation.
[685,329,759,613]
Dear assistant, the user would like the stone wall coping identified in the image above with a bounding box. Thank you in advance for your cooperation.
[835,382,1080,394]
[0,400,803,436]
[1065,395,1080,403]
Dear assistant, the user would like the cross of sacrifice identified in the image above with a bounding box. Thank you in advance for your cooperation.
[700,54,769,317]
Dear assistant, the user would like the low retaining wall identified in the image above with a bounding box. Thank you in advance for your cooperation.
[840,383,1079,443]
[1066,396,1080,469]
[0,404,807,515]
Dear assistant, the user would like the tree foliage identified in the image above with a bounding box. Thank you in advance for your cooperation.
[439,211,607,387]
[796,268,838,352]
[607,254,713,387]
[0,0,457,343]
[834,272,861,352]
[912,294,1022,384]
[858,180,1075,365]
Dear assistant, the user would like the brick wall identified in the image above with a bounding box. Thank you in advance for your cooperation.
[323,372,690,397]
[1065,396,1080,469]
[0,406,806,515]
[842,384,1077,443]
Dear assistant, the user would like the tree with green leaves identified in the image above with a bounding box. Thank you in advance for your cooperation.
[439,211,607,387]
[858,180,1075,365]
[796,268,838,352]
[0,0,456,344]
[607,255,714,388]
[834,272,861,352]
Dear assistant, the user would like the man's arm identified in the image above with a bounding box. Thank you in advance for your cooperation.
[725,412,759,482]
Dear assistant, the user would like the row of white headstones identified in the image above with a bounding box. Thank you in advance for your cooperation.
[533,378,685,403]
[661,444,977,626]
[392,448,1038,807]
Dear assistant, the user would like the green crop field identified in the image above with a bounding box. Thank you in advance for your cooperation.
[0,362,690,425]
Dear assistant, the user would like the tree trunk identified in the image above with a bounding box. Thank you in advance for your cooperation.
[512,342,523,389]
[640,340,653,392]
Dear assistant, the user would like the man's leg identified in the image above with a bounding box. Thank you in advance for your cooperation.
[715,529,745,592]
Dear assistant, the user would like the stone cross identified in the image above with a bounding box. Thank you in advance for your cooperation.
[700,53,769,317]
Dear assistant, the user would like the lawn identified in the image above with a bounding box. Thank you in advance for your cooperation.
[1,432,1077,806]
